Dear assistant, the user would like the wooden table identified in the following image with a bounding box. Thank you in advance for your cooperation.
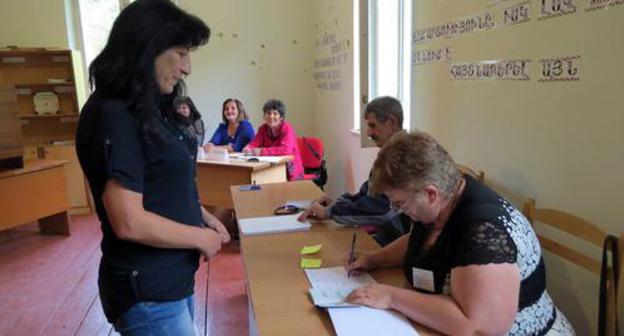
[0,159,70,235]
[197,156,291,209]
[231,181,436,335]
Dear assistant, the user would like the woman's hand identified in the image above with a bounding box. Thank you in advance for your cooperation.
[297,201,329,221]
[345,284,394,309]
[200,206,231,243]
[203,143,215,153]
[208,219,231,243]
[318,194,334,206]
[196,229,223,259]
[346,251,377,276]
[251,148,262,156]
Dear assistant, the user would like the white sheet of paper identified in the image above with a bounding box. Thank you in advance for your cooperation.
[228,154,284,163]
[329,307,418,336]
[304,267,418,336]
[256,155,284,163]
[238,214,310,236]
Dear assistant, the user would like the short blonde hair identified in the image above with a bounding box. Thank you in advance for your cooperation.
[370,131,461,196]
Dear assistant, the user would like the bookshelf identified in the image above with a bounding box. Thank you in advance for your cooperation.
[0,48,91,215]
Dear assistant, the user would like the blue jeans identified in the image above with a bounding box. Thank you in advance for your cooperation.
[114,295,197,336]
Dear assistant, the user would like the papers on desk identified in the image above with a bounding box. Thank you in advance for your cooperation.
[238,214,311,236]
[198,147,229,162]
[329,306,418,336]
[309,287,359,308]
[229,153,284,163]
[305,267,418,336]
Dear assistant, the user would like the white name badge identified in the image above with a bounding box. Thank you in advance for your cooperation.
[412,267,435,292]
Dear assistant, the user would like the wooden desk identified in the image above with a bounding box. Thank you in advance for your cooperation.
[197,156,290,209]
[0,159,70,235]
[231,181,435,335]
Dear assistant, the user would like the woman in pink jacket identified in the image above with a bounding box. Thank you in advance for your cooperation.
[243,99,304,181]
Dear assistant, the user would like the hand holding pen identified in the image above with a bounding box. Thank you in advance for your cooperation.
[346,236,378,277]
[347,233,357,277]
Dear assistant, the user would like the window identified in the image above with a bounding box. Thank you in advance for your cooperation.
[77,0,122,72]
[74,0,148,89]
[354,0,412,140]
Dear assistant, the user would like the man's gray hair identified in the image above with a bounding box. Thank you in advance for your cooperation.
[364,96,404,128]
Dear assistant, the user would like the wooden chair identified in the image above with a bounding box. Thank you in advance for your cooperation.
[456,163,485,182]
[617,233,623,335]
[523,198,617,336]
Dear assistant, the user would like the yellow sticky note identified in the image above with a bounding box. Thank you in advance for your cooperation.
[300,258,322,269]
[300,244,323,255]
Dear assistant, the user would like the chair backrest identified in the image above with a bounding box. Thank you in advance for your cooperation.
[523,198,606,274]
[456,163,485,182]
[523,198,617,336]
[617,234,623,335]
[297,137,324,169]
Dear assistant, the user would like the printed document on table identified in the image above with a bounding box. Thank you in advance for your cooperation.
[305,266,375,291]
[238,214,310,236]
[304,267,418,336]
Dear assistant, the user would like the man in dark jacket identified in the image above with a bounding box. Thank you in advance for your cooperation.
[298,96,407,246]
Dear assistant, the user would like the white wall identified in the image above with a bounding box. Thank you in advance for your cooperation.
[0,0,69,48]
[178,0,318,142]
[312,0,378,197]
[313,1,623,334]
[411,2,623,334]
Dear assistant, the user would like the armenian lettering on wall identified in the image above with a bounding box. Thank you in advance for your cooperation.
[314,32,349,92]
[585,0,624,11]
[413,12,495,44]
[538,0,577,20]
[412,47,453,65]
[450,60,531,80]
[502,1,531,26]
[410,0,610,83]
[538,55,581,82]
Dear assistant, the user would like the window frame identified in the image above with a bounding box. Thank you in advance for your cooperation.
[355,0,412,146]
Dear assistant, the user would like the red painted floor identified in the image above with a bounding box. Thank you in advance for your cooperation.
[0,215,248,336]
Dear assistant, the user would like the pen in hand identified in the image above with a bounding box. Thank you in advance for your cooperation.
[347,233,357,278]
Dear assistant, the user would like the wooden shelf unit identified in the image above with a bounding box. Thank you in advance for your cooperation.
[0,49,91,215]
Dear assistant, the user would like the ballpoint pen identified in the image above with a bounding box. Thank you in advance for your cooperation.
[347,233,356,278]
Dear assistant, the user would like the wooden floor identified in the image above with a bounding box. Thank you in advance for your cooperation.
[0,215,248,336]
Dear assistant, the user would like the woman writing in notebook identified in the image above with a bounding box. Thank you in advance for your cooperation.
[203,98,255,153]
[346,132,574,335]
[243,98,304,181]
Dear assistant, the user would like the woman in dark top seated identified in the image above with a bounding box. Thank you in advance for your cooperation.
[346,132,574,336]
[204,98,254,152]
[173,96,205,145]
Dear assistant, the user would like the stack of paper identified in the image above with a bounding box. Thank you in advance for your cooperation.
[304,267,418,336]
[229,153,285,163]
[238,214,311,236]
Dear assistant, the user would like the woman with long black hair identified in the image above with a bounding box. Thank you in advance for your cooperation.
[76,1,229,334]
[173,96,205,145]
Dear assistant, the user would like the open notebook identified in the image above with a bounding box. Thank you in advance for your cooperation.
[238,214,311,236]
[305,267,418,336]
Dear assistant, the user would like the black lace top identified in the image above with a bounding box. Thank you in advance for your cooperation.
[402,175,572,335]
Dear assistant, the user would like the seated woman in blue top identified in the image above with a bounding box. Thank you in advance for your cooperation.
[203,98,254,152]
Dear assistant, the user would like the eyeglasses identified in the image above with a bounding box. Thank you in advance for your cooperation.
[389,193,418,214]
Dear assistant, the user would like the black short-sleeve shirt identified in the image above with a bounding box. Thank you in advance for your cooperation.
[76,92,203,323]
[402,175,563,335]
